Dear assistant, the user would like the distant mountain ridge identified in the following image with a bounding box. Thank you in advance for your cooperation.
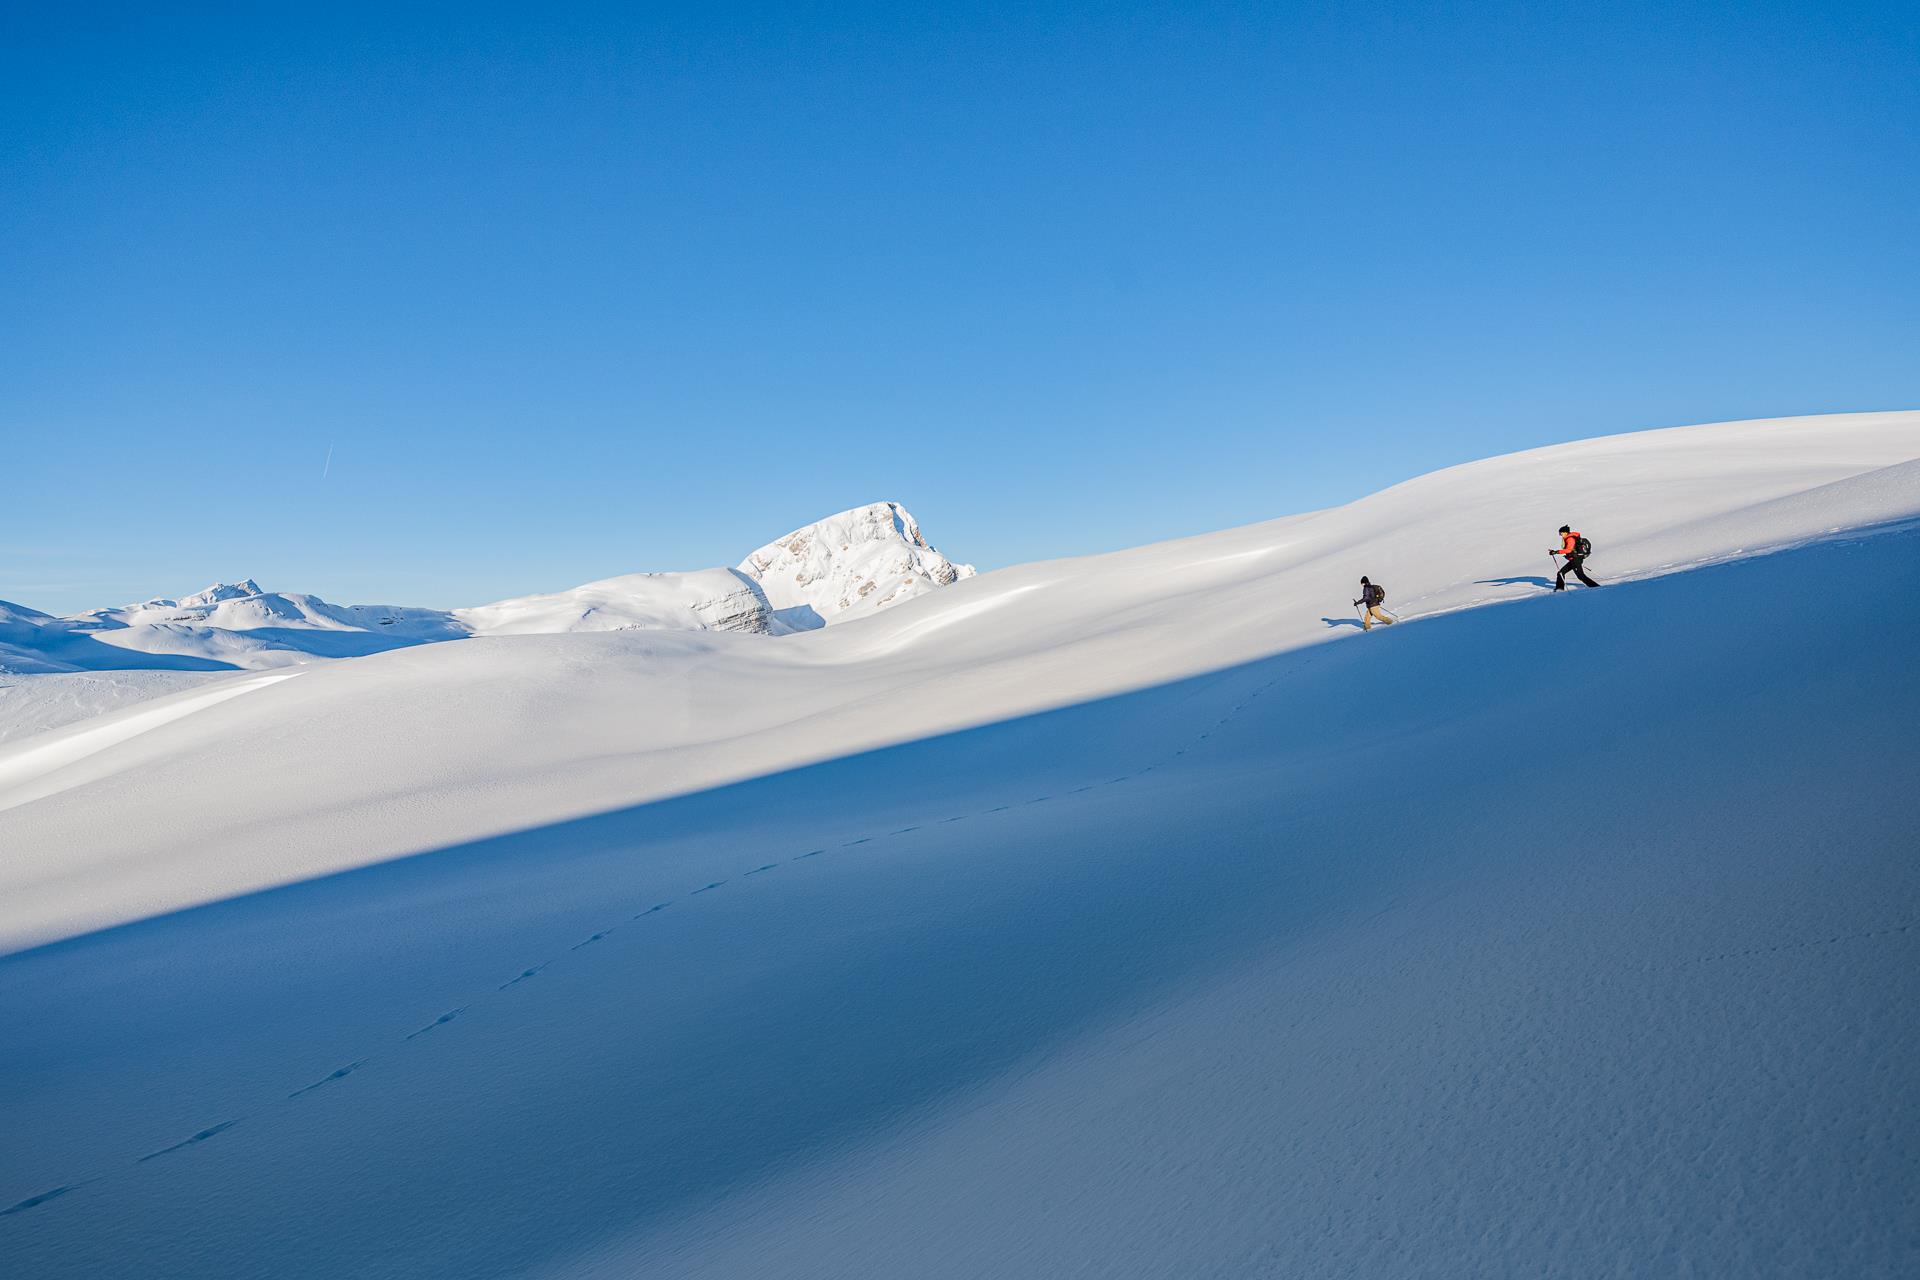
[0,502,973,674]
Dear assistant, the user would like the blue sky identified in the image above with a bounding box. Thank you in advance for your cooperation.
[4,1,1915,614]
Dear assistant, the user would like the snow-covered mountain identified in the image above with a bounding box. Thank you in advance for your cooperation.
[0,502,970,680]
[87,579,450,636]
[457,504,974,639]
[2,413,1917,1279]
[738,501,975,631]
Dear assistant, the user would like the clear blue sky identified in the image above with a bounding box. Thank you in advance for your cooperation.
[4,1,1915,614]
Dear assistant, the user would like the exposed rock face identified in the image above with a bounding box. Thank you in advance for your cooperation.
[737,502,976,632]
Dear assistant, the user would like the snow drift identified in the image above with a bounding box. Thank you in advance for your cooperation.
[1,411,1916,1279]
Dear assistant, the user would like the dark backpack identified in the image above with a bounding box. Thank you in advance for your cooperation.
[1575,535,1592,557]
[1363,584,1384,606]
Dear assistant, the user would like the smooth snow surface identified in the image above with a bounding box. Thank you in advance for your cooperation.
[2,412,1917,1279]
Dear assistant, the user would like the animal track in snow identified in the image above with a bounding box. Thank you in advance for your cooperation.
[1680,921,1912,967]
[499,963,549,990]
[3,1185,84,1216]
[406,1008,468,1040]
[1,665,1288,1221]
[138,1120,238,1161]
[288,1061,369,1100]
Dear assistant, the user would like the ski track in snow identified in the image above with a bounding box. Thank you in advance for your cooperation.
[0,656,1300,1222]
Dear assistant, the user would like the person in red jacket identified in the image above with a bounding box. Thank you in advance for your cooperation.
[1552,525,1600,590]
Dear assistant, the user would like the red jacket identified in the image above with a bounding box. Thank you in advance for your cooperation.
[1558,530,1582,557]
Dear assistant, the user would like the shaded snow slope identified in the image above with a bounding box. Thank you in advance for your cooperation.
[2,530,1913,1278]
[0,412,1913,950]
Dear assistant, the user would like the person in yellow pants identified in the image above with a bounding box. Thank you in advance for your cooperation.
[1355,576,1395,630]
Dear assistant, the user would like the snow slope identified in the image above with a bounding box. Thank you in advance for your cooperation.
[1,411,1917,1278]
[0,671,228,748]
[0,411,1912,949]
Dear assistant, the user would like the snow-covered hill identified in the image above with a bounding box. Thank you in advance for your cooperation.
[0,502,970,691]
[1,412,1916,1278]
[4,411,1911,944]
[453,569,774,638]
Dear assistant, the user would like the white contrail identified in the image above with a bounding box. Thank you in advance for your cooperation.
[322,442,333,479]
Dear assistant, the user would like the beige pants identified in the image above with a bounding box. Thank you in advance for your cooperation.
[1363,605,1394,629]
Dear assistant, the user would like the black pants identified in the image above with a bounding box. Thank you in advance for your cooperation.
[1555,554,1599,589]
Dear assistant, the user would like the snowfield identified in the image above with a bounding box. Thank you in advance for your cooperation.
[1,411,1916,1278]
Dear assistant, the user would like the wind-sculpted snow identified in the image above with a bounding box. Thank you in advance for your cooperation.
[0,671,224,748]
[0,528,1914,1278]
[0,671,302,815]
